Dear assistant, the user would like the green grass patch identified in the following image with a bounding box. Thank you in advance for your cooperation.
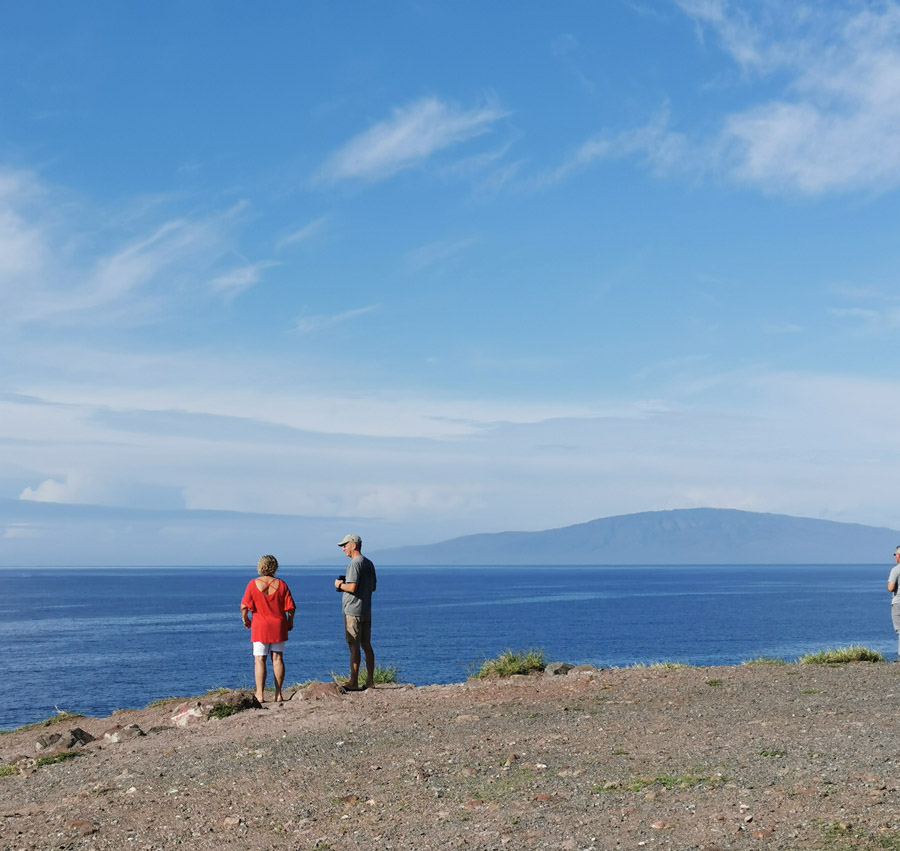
[705,679,723,686]
[801,689,820,695]
[799,645,883,664]
[206,702,248,720]
[0,763,17,777]
[742,655,786,666]
[34,750,81,768]
[819,821,900,850]
[331,664,399,686]
[758,748,788,757]
[145,696,191,709]
[626,773,720,792]
[0,710,83,736]
[465,768,536,802]
[470,649,546,679]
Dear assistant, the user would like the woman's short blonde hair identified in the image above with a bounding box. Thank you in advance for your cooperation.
[257,555,279,576]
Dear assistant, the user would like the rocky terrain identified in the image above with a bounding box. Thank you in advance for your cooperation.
[2,662,900,850]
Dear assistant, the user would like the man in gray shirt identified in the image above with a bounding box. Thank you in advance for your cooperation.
[887,546,900,658]
[334,534,377,689]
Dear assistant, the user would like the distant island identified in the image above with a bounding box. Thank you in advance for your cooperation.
[366,508,900,565]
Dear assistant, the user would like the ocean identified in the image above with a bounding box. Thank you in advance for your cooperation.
[0,563,892,731]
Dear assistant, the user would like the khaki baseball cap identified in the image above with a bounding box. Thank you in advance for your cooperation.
[337,534,361,547]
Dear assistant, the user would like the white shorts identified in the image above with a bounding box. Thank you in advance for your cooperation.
[252,641,285,657]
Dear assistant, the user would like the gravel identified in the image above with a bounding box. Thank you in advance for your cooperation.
[2,662,900,850]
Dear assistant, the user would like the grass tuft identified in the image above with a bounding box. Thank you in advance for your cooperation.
[0,763,17,777]
[626,773,720,792]
[34,750,81,767]
[331,664,399,686]
[799,645,883,665]
[743,655,786,666]
[207,703,243,720]
[0,710,83,736]
[470,649,546,679]
[145,696,190,709]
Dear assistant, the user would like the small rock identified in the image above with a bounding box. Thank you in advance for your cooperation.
[65,728,95,747]
[650,821,672,830]
[223,816,242,829]
[102,724,145,743]
[171,702,205,727]
[300,682,344,701]
[544,662,573,676]
[207,689,260,718]
[34,732,62,752]
[64,819,96,836]
[455,714,479,723]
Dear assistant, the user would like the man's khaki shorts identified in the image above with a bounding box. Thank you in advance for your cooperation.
[344,615,372,645]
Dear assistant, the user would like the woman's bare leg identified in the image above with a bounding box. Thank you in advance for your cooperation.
[254,655,267,702]
[271,651,285,702]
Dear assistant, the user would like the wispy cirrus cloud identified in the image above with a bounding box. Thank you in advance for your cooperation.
[209,259,279,300]
[275,215,329,252]
[545,3,900,196]
[294,305,378,335]
[0,168,265,327]
[403,237,477,273]
[534,107,692,188]
[315,96,508,184]
[684,1,900,194]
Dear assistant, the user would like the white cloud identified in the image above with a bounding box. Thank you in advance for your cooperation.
[7,359,900,546]
[536,107,693,188]
[275,216,329,252]
[19,477,71,502]
[0,169,48,281]
[0,171,255,328]
[293,305,378,335]
[209,260,279,299]
[761,321,804,335]
[403,237,477,272]
[829,305,900,332]
[548,3,900,195]
[316,96,508,184]
[685,2,900,194]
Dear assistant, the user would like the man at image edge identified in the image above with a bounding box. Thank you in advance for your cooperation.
[887,546,900,659]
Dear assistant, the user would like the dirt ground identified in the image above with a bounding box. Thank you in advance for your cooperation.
[2,662,900,850]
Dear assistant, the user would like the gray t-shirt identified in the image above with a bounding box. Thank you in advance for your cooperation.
[342,555,376,618]
[890,564,900,605]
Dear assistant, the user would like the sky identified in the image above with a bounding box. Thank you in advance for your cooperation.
[3,0,900,565]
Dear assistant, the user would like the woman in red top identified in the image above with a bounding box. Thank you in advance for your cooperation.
[240,555,296,703]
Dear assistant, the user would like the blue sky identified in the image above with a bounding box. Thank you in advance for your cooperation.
[3,1,900,564]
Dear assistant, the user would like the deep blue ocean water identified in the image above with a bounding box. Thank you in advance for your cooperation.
[0,563,893,731]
